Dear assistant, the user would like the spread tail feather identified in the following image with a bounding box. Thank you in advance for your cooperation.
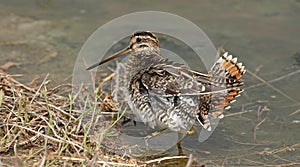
[209,52,246,115]
[195,52,246,130]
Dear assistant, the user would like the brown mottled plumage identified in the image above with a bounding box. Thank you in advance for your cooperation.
[87,31,246,135]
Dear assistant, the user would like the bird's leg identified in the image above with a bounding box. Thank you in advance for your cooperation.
[145,128,170,139]
[143,127,195,152]
[177,132,184,155]
[144,128,170,147]
[176,127,196,155]
[178,126,196,136]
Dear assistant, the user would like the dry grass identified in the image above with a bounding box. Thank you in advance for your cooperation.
[0,69,142,166]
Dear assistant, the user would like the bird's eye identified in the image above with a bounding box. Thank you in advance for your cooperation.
[136,37,141,42]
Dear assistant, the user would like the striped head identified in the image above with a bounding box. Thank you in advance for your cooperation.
[86,31,160,70]
[129,31,160,52]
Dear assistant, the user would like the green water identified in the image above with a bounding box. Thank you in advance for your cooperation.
[1,0,299,166]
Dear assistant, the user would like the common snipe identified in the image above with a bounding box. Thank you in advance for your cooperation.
[87,31,246,142]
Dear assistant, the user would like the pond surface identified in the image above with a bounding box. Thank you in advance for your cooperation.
[1,0,300,166]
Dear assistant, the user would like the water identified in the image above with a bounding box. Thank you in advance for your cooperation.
[1,0,299,166]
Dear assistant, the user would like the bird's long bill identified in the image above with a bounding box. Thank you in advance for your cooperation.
[86,46,132,70]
